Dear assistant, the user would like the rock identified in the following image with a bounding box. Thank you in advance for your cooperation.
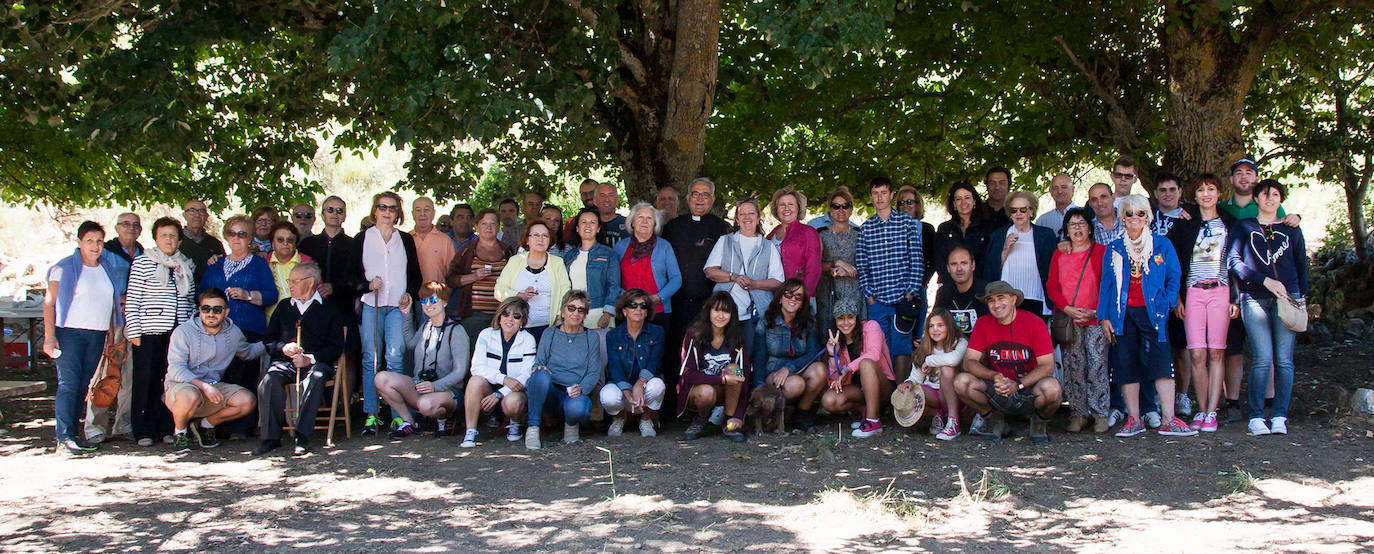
[1346,317,1368,337]
[1301,319,1334,345]
[1353,389,1374,415]
[1348,308,1374,323]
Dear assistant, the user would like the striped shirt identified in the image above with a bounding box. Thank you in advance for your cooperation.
[124,256,196,339]
[470,258,508,314]
[856,209,925,303]
[1186,217,1229,286]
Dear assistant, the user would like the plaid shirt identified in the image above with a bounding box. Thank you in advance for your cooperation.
[856,209,924,303]
[1093,217,1122,245]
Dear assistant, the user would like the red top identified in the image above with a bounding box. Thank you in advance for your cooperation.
[766,220,822,294]
[967,309,1053,381]
[1047,244,1105,325]
[1127,260,1146,307]
[621,250,663,314]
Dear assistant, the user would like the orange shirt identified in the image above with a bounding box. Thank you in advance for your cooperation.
[412,228,456,285]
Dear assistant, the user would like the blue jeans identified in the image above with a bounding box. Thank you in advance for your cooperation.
[361,304,405,415]
[1241,297,1296,419]
[867,300,915,356]
[54,327,106,442]
[525,370,592,427]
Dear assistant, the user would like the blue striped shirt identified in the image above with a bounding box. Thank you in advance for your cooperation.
[856,210,924,303]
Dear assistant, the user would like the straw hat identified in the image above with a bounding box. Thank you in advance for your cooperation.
[891,385,925,428]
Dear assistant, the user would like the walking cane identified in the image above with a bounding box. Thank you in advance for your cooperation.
[294,320,304,425]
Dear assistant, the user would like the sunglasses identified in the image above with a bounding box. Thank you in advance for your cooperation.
[897,199,916,206]
[501,310,525,320]
[417,295,442,306]
[830,203,852,210]
[374,204,399,212]
[1124,210,1149,218]
[1008,206,1031,214]
[626,301,650,310]
[565,305,589,314]
[782,290,804,301]
[1111,171,1137,180]
[273,236,297,244]
[224,230,250,239]
[199,305,227,314]
[293,211,315,219]
[324,206,345,214]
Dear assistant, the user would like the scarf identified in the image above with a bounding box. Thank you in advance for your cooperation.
[1123,230,1152,275]
[223,254,253,281]
[145,247,195,296]
[629,234,656,261]
[252,237,273,255]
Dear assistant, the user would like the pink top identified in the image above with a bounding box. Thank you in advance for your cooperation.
[834,320,895,381]
[362,226,408,307]
[1047,243,1105,325]
[767,220,821,294]
[412,228,456,285]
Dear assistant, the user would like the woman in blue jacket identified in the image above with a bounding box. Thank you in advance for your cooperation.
[614,202,682,328]
[754,278,826,432]
[983,192,1058,319]
[1097,195,1192,439]
[600,289,666,437]
[563,208,621,332]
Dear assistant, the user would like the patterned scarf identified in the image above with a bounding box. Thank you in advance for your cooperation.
[223,254,253,281]
[629,234,656,261]
[1123,230,1152,273]
[144,247,195,296]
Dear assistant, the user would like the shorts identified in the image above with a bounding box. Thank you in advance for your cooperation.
[1109,307,1174,385]
[164,381,249,418]
[1184,285,1230,350]
[921,383,947,414]
[980,379,1038,416]
[868,301,913,357]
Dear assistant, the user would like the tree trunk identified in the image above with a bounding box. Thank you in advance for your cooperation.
[659,0,720,200]
[1343,166,1370,260]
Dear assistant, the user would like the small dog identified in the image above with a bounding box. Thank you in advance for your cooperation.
[746,385,786,435]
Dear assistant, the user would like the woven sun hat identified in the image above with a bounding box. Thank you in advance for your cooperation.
[891,385,925,428]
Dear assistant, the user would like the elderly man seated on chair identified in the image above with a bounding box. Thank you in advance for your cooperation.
[164,288,264,454]
[254,262,346,456]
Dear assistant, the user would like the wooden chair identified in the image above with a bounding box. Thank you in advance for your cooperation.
[283,328,352,447]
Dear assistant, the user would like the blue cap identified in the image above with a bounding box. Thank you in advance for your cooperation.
[1230,157,1258,174]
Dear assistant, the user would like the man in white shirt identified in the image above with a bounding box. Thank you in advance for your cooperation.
[1035,173,1077,234]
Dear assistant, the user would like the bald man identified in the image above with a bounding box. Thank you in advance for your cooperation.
[411,196,456,284]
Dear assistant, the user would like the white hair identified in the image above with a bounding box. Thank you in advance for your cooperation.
[625,202,663,235]
[1118,194,1154,225]
[690,177,716,195]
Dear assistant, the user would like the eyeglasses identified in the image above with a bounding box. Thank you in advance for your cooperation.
[565,305,589,314]
[830,203,852,210]
[224,230,250,239]
[1124,210,1149,218]
[501,310,525,320]
[324,206,345,215]
[273,236,297,244]
[374,204,399,212]
[418,295,442,306]
[782,290,804,301]
[688,191,712,198]
[1008,206,1031,214]
[1111,171,1137,180]
[1067,221,1090,228]
[897,199,916,207]
[199,305,227,314]
[293,211,315,219]
[286,277,312,285]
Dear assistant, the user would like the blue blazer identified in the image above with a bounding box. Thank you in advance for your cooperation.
[1097,236,1181,342]
[561,243,622,313]
[613,238,683,313]
[982,224,1057,306]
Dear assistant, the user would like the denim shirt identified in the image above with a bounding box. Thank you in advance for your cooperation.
[561,242,622,313]
[752,314,820,388]
[605,322,665,390]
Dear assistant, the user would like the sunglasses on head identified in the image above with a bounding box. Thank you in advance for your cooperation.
[626,301,650,310]
[565,305,589,314]
[323,206,345,214]
[501,310,524,320]
[830,203,851,210]
[224,230,250,239]
[199,304,226,314]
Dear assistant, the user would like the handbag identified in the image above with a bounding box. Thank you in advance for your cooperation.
[1050,247,1094,345]
[88,330,128,408]
[1261,225,1308,333]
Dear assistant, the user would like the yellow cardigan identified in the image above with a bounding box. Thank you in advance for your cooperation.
[494,252,572,327]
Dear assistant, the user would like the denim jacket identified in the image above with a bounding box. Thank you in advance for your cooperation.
[752,314,820,388]
[1097,235,1181,343]
[561,243,622,313]
[605,322,665,390]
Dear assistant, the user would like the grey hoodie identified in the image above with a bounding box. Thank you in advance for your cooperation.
[165,316,265,387]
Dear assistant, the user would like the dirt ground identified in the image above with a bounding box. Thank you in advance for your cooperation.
[2,339,1373,553]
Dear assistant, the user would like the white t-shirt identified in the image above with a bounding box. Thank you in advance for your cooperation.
[705,233,784,320]
[51,265,114,331]
[515,267,552,326]
[1001,227,1045,305]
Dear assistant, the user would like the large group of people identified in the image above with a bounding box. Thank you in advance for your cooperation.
[40,156,1310,457]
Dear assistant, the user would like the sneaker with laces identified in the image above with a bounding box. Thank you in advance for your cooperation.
[639,418,657,437]
[361,414,380,436]
[388,421,416,440]
[1269,417,1288,435]
[682,417,707,441]
[607,415,626,437]
[968,413,989,436]
[1115,416,1145,437]
[172,432,193,453]
[929,413,945,436]
[1200,412,1218,432]
[1176,394,1194,418]
[1158,416,1198,436]
[435,418,455,438]
[1190,412,1206,431]
[851,409,867,430]
[506,421,522,441]
[563,423,581,444]
[56,439,89,456]
[1247,417,1271,435]
[851,419,883,438]
[936,418,961,441]
[389,416,405,430]
[1143,411,1162,429]
[192,423,219,449]
[1107,408,1125,427]
[461,428,479,448]
[525,426,542,450]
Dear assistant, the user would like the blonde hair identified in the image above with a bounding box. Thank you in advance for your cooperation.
[1007,191,1039,216]
[769,187,808,221]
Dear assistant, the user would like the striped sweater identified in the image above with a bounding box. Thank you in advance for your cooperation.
[125,255,197,340]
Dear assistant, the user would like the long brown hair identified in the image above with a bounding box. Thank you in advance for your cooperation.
[914,309,962,367]
[690,291,742,351]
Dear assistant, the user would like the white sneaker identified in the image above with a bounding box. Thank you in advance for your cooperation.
[525,426,541,450]
[136,437,154,447]
[1143,411,1162,429]
[1269,417,1288,435]
[460,429,479,448]
[607,415,626,437]
[563,423,581,444]
[506,421,522,442]
[1176,395,1194,418]
[707,406,725,426]
[1107,408,1125,427]
[929,413,944,435]
[639,418,657,437]
[1247,417,1271,436]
